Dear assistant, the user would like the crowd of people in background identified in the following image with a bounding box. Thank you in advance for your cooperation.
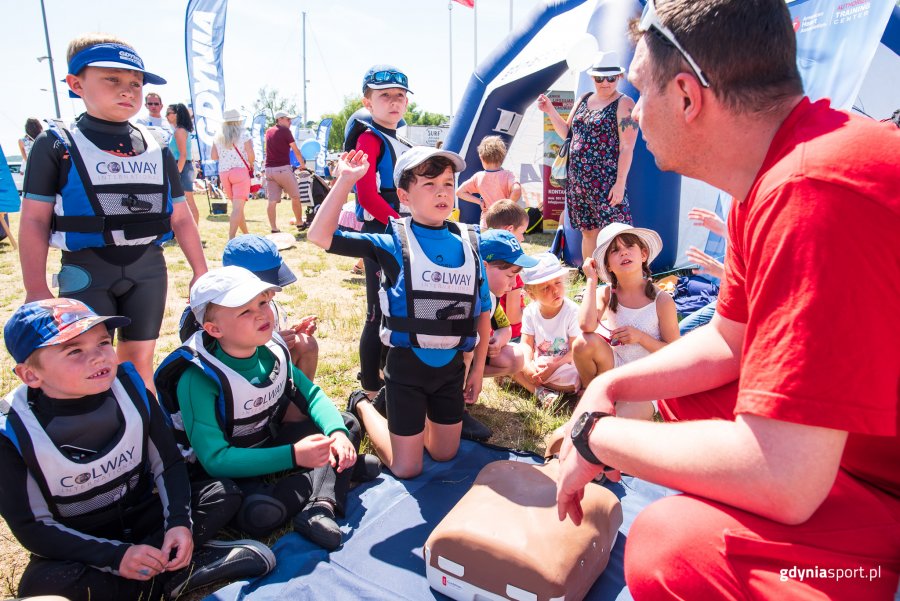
[2,1,898,599]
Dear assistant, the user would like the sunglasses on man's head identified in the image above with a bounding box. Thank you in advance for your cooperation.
[593,75,619,83]
[638,0,710,88]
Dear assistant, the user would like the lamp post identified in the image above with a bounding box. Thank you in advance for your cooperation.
[39,0,60,119]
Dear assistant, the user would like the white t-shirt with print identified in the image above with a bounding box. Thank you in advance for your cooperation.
[521,298,580,358]
[214,131,253,172]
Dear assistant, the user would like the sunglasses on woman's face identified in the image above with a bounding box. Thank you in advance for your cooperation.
[593,75,619,83]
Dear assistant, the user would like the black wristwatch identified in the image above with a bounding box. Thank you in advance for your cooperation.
[570,411,611,465]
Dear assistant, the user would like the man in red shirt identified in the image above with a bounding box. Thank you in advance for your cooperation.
[264,110,303,233]
[555,1,900,599]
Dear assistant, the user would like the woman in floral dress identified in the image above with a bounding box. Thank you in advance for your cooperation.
[538,52,639,265]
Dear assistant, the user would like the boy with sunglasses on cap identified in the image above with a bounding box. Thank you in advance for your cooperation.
[0,299,274,601]
[308,147,494,480]
[155,267,374,551]
[19,34,207,395]
[343,64,414,403]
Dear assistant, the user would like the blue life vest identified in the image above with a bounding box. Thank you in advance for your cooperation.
[0,363,152,520]
[154,331,297,462]
[343,111,411,222]
[46,120,174,251]
[379,217,481,351]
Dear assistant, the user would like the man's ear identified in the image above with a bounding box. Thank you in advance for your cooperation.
[673,73,704,124]
[397,186,410,207]
[14,364,42,389]
[202,321,224,339]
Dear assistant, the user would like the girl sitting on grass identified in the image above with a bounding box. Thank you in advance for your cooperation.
[572,223,679,419]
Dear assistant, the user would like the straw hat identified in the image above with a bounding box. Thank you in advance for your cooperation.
[591,222,662,283]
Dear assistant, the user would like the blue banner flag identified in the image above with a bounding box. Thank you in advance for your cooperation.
[251,112,267,173]
[315,118,332,176]
[185,0,228,177]
[788,0,895,109]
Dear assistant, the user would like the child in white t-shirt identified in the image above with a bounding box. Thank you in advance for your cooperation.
[513,253,581,407]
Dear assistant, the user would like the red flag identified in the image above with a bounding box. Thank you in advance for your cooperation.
[452,0,474,7]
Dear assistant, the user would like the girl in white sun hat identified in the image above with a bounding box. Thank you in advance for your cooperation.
[573,222,679,419]
[513,252,581,408]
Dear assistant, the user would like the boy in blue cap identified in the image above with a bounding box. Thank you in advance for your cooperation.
[0,298,273,601]
[344,64,414,403]
[310,147,522,479]
[19,33,207,394]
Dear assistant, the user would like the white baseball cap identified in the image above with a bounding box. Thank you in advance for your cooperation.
[521,252,574,286]
[393,146,466,187]
[190,266,281,323]
[274,110,295,120]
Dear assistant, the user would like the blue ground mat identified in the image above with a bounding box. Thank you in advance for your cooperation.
[206,440,675,601]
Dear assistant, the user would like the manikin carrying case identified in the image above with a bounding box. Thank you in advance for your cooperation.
[424,459,622,601]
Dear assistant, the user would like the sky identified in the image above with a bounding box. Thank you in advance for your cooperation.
[1,0,546,157]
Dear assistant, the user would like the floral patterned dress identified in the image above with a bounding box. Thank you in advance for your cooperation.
[566,94,633,231]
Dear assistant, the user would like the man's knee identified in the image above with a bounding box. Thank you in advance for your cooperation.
[625,495,731,599]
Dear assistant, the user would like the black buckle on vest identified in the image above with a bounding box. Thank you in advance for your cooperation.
[435,303,466,320]
[121,194,152,213]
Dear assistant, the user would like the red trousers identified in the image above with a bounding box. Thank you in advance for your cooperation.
[626,387,900,600]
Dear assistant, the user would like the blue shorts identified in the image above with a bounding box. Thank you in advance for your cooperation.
[179,162,195,191]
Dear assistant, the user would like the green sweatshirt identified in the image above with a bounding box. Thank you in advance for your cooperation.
[175,342,349,478]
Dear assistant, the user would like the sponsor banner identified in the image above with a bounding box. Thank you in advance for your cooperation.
[542,90,573,231]
[787,0,895,109]
[315,118,333,176]
[185,0,228,177]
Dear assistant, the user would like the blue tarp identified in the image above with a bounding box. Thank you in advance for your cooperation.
[206,440,675,601]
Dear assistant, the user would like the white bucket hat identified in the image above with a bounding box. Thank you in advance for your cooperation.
[586,51,625,76]
[521,252,574,286]
[222,108,243,123]
[591,223,663,284]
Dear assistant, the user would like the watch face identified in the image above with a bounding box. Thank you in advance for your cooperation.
[571,412,589,440]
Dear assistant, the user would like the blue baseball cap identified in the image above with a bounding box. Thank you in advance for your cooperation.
[479,230,540,268]
[67,43,166,99]
[222,235,296,287]
[4,299,130,364]
[362,64,412,94]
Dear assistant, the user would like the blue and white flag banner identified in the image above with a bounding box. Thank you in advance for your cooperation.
[251,113,268,172]
[185,0,228,176]
[315,118,332,176]
[788,0,895,109]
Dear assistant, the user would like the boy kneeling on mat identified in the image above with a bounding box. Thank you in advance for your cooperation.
[308,147,493,479]
[0,299,273,601]
[155,267,377,551]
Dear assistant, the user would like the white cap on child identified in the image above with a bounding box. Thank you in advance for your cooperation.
[190,266,281,323]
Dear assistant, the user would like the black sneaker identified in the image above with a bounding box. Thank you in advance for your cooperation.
[293,502,342,551]
[460,411,492,442]
[371,386,387,417]
[351,453,382,483]
[346,390,370,423]
[164,539,275,600]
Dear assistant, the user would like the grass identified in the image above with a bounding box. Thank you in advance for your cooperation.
[0,194,574,599]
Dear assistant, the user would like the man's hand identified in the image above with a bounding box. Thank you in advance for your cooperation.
[293,434,333,468]
[119,544,168,581]
[161,525,193,572]
[556,419,620,524]
[329,431,357,473]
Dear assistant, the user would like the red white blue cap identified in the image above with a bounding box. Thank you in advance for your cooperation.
[4,299,130,364]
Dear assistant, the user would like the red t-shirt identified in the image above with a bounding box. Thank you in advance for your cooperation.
[716,97,900,499]
[498,274,525,338]
[264,125,295,168]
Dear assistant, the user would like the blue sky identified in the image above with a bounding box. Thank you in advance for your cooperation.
[1,0,544,156]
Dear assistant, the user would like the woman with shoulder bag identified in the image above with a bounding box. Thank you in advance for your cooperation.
[537,51,638,265]
[211,109,255,239]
